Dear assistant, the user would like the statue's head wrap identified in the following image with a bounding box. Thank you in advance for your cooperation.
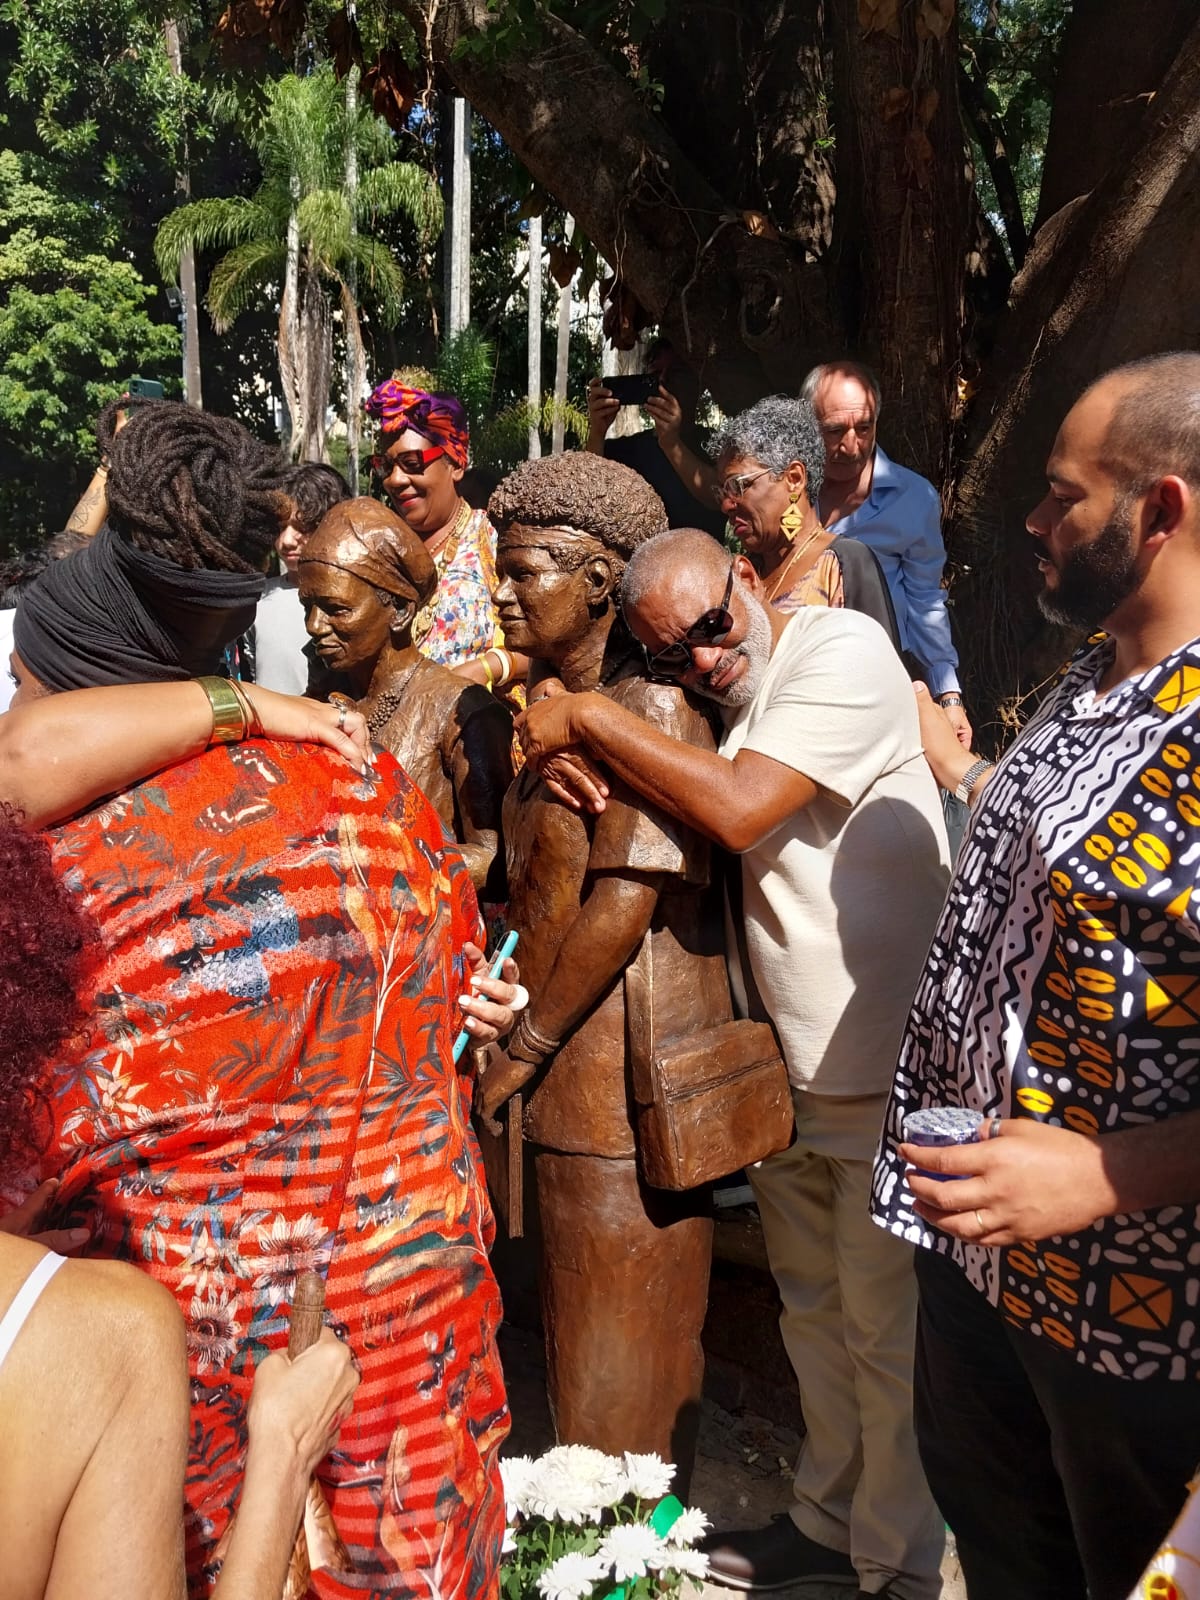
[298,497,437,606]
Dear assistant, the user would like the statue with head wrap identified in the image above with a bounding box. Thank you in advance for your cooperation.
[477,452,733,1489]
[298,498,512,897]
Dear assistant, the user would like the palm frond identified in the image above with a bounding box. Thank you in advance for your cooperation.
[297,189,352,270]
[349,236,406,325]
[358,162,443,242]
[206,239,286,332]
[155,197,272,283]
[260,69,343,195]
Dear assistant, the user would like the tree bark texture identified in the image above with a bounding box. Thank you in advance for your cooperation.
[950,12,1200,747]
[377,0,1200,738]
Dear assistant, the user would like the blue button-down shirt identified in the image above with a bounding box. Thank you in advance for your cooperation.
[834,446,960,695]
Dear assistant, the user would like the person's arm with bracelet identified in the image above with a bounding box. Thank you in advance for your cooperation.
[63,459,112,539]
[0,680,372,827]
[913,682,994,805]
[450,645,531,690]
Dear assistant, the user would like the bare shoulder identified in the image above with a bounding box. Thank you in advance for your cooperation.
[38,1256,185,1379]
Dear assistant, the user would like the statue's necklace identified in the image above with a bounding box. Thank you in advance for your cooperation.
[362,658,424,737]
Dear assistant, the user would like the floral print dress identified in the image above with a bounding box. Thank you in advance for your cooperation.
[45,741,508,1599]
[414,507,502,669]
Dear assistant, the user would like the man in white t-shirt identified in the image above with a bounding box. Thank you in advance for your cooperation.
[514,528,949,1600]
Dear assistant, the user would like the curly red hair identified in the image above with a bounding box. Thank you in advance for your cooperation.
[0,811,99,1183]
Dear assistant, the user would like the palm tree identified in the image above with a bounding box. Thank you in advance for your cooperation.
[155,65,441,462]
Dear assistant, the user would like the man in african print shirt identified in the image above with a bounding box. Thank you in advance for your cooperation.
[872,354,1200,1600]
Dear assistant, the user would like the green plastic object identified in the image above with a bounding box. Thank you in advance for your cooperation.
[599,1497,687,1599]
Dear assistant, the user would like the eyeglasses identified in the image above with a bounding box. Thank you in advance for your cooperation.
[712,467,771,507]
[370,444,445,478]
[642,566,735,681]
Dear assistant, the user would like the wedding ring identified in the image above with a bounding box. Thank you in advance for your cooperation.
[975,1209,986,1237]
[337,704,348,732]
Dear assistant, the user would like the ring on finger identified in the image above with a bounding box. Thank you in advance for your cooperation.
[975,1208,987,1238]
[337,704,348,732]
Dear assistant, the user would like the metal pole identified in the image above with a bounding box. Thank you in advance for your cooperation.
[527,215,542,459]
[163,19,202,407]
[443,97,471,338]
[551,218,573,453]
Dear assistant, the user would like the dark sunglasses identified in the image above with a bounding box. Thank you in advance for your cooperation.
[370,444,444,477]
[642,566,735,681]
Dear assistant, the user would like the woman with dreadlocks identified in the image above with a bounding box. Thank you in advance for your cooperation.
[9,399,514,1600]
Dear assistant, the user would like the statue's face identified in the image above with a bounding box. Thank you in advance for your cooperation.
[495,525,610,660]
[299,563,395,677]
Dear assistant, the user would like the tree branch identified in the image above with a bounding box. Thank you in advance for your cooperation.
[958,58,1027,269]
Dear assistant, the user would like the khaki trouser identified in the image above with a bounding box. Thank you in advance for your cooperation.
[749,1088,944,1600]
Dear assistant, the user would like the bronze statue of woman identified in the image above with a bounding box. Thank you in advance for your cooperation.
[298,498,512,898]
[478,453,732,1488]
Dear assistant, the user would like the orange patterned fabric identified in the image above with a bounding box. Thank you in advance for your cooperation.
[44,741,508,1597]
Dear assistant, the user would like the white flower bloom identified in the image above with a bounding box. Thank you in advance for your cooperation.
[502,1525,518,1554]
[524,1445,628,1524]
[661,1546,709,1581]
[621,1451,675,1502]
[499,1454,538,1520]
[598,1522,670,1582]
[536,1550,609,1600]
[666,1505,711,1546]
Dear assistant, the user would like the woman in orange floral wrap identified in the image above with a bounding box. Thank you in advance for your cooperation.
[8,400,512,1599]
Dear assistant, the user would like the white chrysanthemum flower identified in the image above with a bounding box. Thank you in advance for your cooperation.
[499,1454,538,1521]
[661,1545,709,1581]
[666,1505,711,1546]
[620,1451,675,1502]
[524,1445,627,1524]
[597,1522,669,1582]
[502,1525,518,1554]
[535,1550,609,1600]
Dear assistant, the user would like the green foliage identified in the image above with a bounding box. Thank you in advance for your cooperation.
[157,63,439,338]
[0,148,179,548]
[962,0,1071,236]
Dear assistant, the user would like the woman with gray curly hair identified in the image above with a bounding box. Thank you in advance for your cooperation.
[710,395,900,644]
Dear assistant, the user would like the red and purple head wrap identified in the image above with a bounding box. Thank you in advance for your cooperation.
[365,381,470,470]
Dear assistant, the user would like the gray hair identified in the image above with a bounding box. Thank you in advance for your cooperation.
[621,527,729,615]
[799,360,883,417]
[710,395,825,504]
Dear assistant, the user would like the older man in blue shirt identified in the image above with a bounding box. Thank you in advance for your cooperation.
[800,361,970,746]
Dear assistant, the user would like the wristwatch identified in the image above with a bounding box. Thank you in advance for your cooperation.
[954,757,992,804]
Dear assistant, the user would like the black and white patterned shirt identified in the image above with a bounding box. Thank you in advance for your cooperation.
[872,635,1200,1378]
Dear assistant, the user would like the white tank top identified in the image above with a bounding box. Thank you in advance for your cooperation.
[0,1251,66,1371]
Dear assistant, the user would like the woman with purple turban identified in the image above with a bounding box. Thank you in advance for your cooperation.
[365,380,529,695]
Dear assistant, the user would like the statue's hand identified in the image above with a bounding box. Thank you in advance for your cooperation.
[476,1048,538,1134]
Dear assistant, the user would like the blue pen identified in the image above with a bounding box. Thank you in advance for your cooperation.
[453,929,520,1063]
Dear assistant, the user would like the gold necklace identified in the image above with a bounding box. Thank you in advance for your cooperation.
[413,500,474,645]
[764,524,823,601]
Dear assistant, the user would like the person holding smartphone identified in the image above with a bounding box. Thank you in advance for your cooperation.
[585,338,728,537]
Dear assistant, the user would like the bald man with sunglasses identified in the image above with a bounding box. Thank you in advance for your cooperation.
[517,528,950,1600]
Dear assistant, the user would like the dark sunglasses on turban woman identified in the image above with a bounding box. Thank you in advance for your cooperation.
[640,565,735,681]
[370,444,445,478]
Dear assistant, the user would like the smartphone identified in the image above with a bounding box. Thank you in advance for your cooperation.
[604,373,659,407]
[127,377,165,400]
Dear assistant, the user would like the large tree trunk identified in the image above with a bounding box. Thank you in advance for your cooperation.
[827,0,968,482]
[950,13,1200,749]
[399,0,831,407]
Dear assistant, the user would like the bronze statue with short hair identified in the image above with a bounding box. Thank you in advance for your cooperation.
[478,452,732,1486]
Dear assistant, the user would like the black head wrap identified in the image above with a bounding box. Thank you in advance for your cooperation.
[13,527,264,690]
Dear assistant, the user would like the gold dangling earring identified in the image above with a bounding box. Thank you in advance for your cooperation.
[780,491,805,542]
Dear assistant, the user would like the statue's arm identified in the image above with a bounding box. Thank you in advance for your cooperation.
[448,701,514,895]
[477,870,661,1121]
